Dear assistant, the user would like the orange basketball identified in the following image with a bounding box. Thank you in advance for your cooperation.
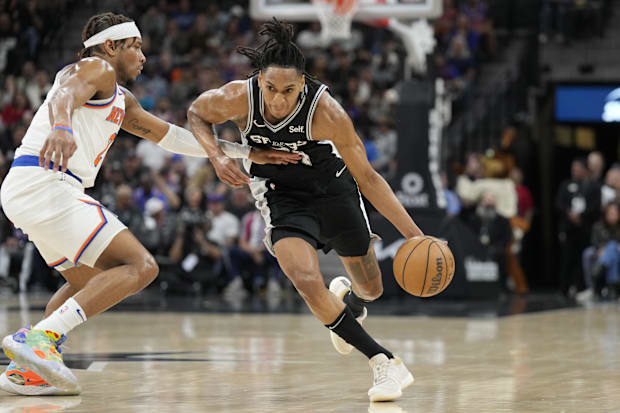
[392,236,455,297]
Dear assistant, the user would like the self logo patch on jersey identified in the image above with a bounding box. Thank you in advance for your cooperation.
[106,107,125,126]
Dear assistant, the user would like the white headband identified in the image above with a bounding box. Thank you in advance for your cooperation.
[83,21,142,48]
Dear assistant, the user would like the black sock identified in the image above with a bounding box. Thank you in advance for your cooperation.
[343,290,371,319]
[326,307,393,360]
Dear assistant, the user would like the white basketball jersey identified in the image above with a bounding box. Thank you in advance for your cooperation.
[15,65,126,188]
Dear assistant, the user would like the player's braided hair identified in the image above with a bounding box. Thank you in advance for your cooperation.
[78,12,135,59]
[237,18,306,77]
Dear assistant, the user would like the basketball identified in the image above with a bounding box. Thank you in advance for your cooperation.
[392,236,455,297]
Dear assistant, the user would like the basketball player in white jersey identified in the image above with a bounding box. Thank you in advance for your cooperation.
[0,12,299,395]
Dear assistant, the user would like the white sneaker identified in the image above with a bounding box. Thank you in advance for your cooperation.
[576,288,594,303]
[328,276,367,355]
[368,354,414,402]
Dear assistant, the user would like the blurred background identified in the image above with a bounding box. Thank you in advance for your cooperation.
[0,0,618,310]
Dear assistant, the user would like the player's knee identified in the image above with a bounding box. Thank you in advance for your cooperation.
[358,282,383,301]
[133,254,159,292]
[288,269,323,300]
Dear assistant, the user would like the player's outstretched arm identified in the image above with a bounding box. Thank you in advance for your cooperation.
[120,87,250,160]
[187,82,252,187]
[187,81,301,187]
[42,57,116,172]
[313,94,424,239]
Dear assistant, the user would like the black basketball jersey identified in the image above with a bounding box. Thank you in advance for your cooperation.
[239,75,346,192]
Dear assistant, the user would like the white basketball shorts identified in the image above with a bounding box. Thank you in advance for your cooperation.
[0,160,126,272]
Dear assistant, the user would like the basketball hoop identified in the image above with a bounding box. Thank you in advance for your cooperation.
[312,0,360,44]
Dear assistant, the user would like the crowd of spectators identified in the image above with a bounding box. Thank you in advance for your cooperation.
[0,0,506,298]
[433,0,495,103]
[556,152,620,302]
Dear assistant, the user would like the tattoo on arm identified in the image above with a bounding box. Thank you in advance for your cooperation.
[128,118,152,136]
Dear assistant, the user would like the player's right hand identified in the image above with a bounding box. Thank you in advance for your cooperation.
[249,148,302,165]
[39,129,78,173]
[211,154,250,188]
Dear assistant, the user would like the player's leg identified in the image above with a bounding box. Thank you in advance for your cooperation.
[274,234,411,401]
[0,266,101,396]
[273,234,389,344]
[340,234,383,297]
[327,239,381,355]
[337,235,383,313]
[3,220,157,392]
[44,266,101,317]
[274,236,344,323]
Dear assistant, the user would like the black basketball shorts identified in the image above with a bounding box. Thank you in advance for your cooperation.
[248,169,372,257]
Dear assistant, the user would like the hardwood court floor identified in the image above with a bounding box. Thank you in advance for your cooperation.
[0,295,618,412]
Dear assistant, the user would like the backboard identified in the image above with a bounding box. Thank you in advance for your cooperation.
[249,0,442,21]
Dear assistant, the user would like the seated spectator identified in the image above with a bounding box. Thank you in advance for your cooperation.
[227,187,254,220]
[601,166,620,207]
[227,210,282,297]
[206,193,240,248]
[441,171,462,216]
[1,94,30,129]
[168,187,224,293]
[461,0,496,57]
[370,117,398,178]
[578,202,620,302]
[587,151,605,184]
[114,184,144,235]
[139,197,177,257]
[463,192,512,289]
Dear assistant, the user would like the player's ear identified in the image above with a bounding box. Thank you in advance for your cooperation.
[258,71,264,88]
[300,74,305,89]
[102,39,118,57]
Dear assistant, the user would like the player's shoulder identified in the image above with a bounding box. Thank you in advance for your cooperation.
[118,85,138,106]
[313,90,348,126]
[214,79,249,102]
[73,57,116,79]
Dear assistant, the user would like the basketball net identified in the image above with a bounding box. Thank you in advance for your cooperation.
[312,0,360,44]
[387,18,436,75]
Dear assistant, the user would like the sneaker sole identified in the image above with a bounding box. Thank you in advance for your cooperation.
[2,336,80,393]
[369,391,402,402]
[368,372,414,402]
[0,372,80,396]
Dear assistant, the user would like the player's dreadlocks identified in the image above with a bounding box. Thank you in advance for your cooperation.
[78,12,135,58]
[237,18,306,77]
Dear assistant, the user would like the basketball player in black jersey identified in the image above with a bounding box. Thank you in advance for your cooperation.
[188,19,424,402]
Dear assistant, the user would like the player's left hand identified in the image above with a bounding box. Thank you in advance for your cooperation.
[249,148,301,165]
[211,154,250,188]
[39,128,78,172]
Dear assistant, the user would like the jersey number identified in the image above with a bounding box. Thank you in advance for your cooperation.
[94,133,117,167]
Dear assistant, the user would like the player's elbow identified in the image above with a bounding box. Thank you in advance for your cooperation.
[187,103,200,123]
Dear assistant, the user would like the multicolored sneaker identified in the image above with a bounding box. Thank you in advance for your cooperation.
[2,327,79,392]
[328,276,368,355]
[0,360,80,395]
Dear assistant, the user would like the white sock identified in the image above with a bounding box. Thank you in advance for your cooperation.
[33,297,87,336]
